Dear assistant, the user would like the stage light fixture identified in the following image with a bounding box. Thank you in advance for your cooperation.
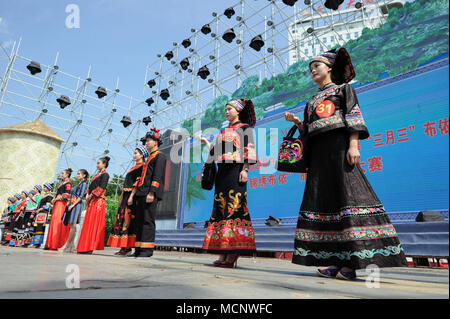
[201,24,211,34]
[143,116,152,126]
[235,65,240,70]
[325,0,345,10]
[186,90,191,95]
[224,7,235,19]
[182,39,191,48]
[145,97,154,106]
[236,16,242,21]
[208,79,214,83]
[211,33,216,37]
[189,48,195,53]
[236,39,242,44]
[108,128,112,133]
[212,12,217,17]
[160,88,170,100]
[267,47,273,53]
[282,0,298,6]
[147,79,156,88]
[180,58,190,70]
[209,55,215,60]
[95,86,107,99]
[56,95,71,109]
[197,66,210,80]
[304,0,311,5]
[307,27,314,33]
[267,20,273,26]
[222,28,236,43]
[250,35,265,51]
[165,51,174,60]
[26,61,42,75]
[355,1,362,9]
[121,116,132,128]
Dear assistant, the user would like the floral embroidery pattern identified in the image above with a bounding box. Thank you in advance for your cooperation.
[214,192,226,215]
[227,190,242,218]
[294,244,404,260]
[203,218,256,251]
[295,224,399,242]
[308,110,345,133]
[278,139,303,164]
[299,205,386,222]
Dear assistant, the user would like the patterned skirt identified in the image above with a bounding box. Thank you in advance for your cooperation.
[107,191,137,248]
[292,128,408,270]
[202,163,256,255]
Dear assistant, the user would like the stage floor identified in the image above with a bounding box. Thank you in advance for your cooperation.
[0,246,448,299]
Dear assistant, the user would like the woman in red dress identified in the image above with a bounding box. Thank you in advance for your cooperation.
[45,169,72,250]
[76,157,110,254]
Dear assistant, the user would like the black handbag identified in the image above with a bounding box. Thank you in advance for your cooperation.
[201,155,217,190]
[275,124,308,173]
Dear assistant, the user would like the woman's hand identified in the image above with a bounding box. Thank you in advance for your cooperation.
[284,112,303,131]
[197,136,211,149]
[51,199,55,205]
[346,146,360,166]
[68,204,74,211]
[239,170,248,183]
[146,192,155,204]
[127,195,134,206]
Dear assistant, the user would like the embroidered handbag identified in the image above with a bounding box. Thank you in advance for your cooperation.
[201,155,217,190]
[275,124,308,173]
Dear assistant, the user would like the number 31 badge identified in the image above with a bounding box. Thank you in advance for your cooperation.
[315,100,335,118]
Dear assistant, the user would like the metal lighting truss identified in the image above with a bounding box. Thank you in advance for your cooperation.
[0,0,397,196]
[0,38,148,194]
[142,0,397,134]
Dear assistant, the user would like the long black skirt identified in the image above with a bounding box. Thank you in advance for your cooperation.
[202,163,256,255]
[292,128,408,270]
[107,191,137,248]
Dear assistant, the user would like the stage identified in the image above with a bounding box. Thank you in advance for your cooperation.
[0,246,448,299]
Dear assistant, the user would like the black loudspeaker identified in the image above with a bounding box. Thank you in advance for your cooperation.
[183,222,197,229]
[415,211,445,222]
[265,216,282,227]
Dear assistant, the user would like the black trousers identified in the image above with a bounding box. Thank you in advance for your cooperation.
[134,196,158,256]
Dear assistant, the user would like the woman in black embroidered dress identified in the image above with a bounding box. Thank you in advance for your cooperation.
[285,48,407,280]
[199,99,257,268]
[107,146,148,256]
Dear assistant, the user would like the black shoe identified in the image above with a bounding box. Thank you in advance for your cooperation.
[336,269,357,280]
[135,252,153,258]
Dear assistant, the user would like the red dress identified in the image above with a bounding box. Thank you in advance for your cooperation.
[76,170,109,253]
[45,179,71,250]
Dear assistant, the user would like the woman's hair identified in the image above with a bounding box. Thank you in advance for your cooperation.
[100,156,110,168]
[78,169,89,180]
[64,168,73,177]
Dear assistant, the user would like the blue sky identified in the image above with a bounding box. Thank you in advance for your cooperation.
[0,0,238,98]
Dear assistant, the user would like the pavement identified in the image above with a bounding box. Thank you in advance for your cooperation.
[0,246,448,299]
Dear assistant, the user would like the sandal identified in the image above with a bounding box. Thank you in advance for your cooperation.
[115,248,131,256]
[316,267,340,278]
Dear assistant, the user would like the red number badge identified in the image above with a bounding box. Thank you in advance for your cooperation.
[315,100,335,118]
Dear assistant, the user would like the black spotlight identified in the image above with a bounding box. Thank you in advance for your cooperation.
[26,61,42,75]
[354,1,362,9]
[224,7,235,19]
[307,27,314,33]
[165,51,174,60]
[250,35,265,51]
[201,24,211,34]
[56,95,71,109]
[145,97,154,106]
[180,58,190,70]
[121,116,132,128]
[182,38,191,48]
[197,66,210,80]
[325,0,345,10]
[143,116,152,126]
[147,79,156,88]
[222,28,236,43]
[95,86,107,99]
[282,0,298,6]
[304,0,311,5]
[160,88,170,100]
